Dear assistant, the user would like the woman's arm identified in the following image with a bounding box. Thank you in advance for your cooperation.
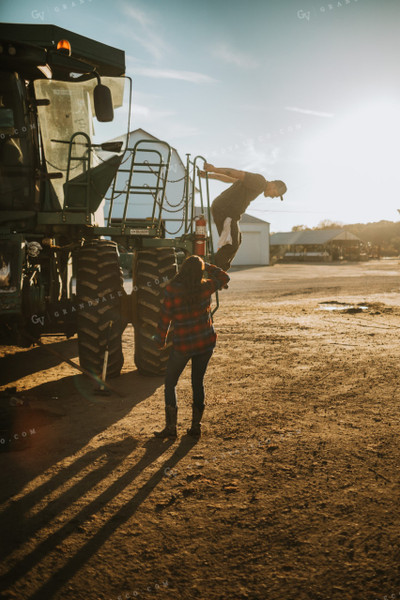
[204,262,230,292]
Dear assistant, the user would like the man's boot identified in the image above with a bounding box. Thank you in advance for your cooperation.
[187,405,204,437]
[154,405,177,439]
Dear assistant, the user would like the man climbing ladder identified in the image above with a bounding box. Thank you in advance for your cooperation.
[200,163,287,271]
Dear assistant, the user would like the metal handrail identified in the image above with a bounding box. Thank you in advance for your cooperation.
[184,154,219,315]
[64,131,91,222]
[107,138,172,230]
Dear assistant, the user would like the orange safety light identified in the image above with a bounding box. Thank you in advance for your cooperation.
[56,39,71,56]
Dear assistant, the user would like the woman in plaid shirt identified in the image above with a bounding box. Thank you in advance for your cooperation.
[154,255,230,438]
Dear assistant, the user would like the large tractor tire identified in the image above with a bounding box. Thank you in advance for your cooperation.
[133,247,177,376]
[76,239,124,378]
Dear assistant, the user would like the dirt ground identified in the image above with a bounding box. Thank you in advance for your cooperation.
[1,259,400,600]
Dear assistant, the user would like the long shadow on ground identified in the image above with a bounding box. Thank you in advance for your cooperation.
[0,338,79,387]
[0,367,164,503]
[0,435,198,600]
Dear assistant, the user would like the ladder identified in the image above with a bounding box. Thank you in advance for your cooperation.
[106,139,172,232]
[184,154,219,315]
[184,154,215,256]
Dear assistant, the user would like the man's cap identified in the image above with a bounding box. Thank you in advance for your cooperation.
[271,179,287,201]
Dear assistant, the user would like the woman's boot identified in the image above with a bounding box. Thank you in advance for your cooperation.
[187,405,204,437]
[154,406,177,438]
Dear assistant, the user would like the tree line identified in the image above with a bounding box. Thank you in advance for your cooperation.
[292,220,400,256]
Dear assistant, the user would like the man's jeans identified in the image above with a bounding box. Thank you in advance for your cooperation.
[165,348,214,410]
[211,204,241,271]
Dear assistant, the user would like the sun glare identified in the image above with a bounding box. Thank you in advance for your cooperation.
[298,98,400,223]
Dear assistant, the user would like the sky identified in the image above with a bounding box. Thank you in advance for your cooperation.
[1,0,400,232]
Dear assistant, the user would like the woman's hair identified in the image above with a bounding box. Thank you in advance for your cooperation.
[172,255,205,306]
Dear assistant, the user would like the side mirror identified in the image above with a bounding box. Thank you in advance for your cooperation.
[93,83,114,122]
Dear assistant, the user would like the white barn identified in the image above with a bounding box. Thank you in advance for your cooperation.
[208,212,270,266]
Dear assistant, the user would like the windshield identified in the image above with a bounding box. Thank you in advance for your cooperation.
[34,77,125,208]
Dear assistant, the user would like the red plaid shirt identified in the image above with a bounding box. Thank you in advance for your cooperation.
[156,263,230,355]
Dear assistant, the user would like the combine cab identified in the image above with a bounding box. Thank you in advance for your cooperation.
[0,24,216,376]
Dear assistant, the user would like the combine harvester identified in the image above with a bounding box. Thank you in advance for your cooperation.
[0,23,216,378]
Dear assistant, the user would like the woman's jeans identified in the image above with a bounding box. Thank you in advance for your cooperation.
[165,348,214,410]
